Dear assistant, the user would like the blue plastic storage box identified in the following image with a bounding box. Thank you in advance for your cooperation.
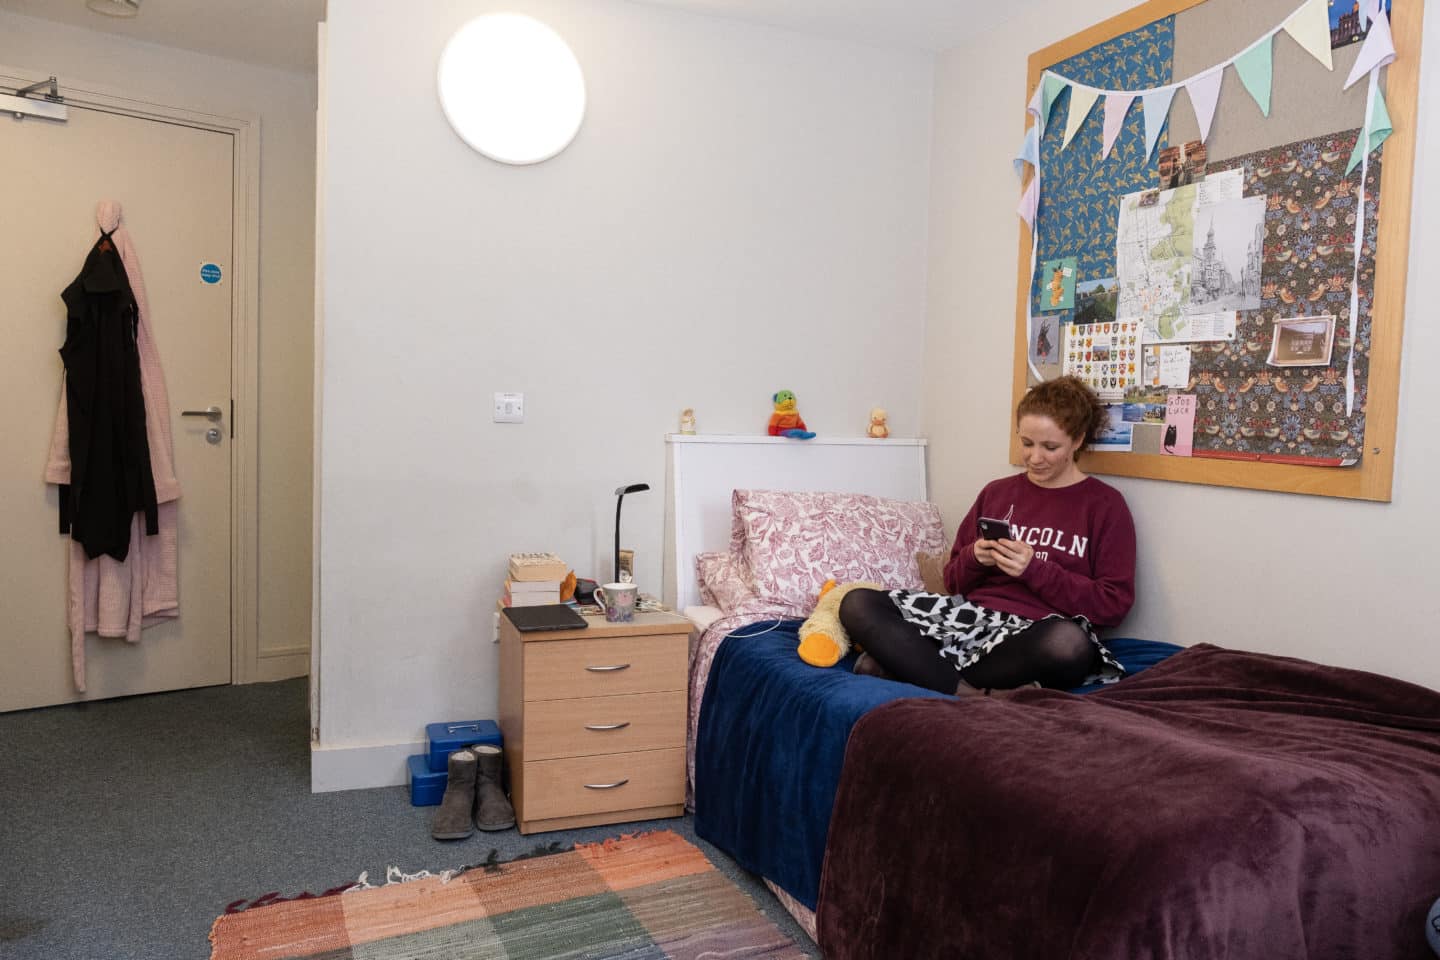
[407,754,448,806]
[426,719,502,773]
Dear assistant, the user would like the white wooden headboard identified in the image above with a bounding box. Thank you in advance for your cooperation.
[664,435,930,611]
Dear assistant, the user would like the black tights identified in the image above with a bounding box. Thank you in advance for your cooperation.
[837,588,1100,694]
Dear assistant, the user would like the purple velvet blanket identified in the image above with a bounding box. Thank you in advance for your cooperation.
[816,644,1440,960]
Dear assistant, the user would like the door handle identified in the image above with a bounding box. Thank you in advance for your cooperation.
[181,406,223,421]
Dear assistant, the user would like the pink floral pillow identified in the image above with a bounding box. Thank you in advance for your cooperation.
[694,551,763,616]
[731,489,944,607]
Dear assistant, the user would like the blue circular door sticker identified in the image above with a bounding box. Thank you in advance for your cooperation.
[200,262,223,284]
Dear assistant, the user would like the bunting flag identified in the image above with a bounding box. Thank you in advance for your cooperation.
[1017,174,1040,229]
[1028,83,1044,127]
[1014,125,1040,180]
[1142,88,1176,160]
[1282,0,1333,71]
[1345,8,1395,90]
[1040,74,1069,135]
[1347,81,1392,175]
[1234,37,1274,116]
[1101,93,1136,160]
[1186,69,1224,143]
[1062,87,1101,149]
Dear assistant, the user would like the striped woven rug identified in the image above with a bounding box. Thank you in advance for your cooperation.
[209,830,810,959]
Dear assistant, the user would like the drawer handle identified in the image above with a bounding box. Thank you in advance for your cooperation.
[585,663,631,672]
[584,722,631,732]
[584,778,630,790]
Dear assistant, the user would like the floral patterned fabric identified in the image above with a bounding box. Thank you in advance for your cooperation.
[1191,130,1380,461]
[695,551,777,617]
[731,490,945,607]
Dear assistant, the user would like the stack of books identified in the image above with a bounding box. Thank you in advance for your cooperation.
[503,552,568,607]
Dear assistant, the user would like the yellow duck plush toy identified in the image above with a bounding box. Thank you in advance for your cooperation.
[797,579,883,668]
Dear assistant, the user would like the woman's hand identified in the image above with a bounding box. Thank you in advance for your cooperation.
[973,538,1000,567]
[991,538,1035,578]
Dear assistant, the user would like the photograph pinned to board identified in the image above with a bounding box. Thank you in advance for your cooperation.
[1188,195,1266,314]
[1157,140,1207,191]
[1267,315,1336,367]
[1330,0,1390,50]
[1122,385,1169,424]
[1074,276,1118,324]
[1030,314,1061,366]
[1040,256,1078,311]
[1063,319,1141,401]
[1142,343,1192,387]
[1090,404,1133,453]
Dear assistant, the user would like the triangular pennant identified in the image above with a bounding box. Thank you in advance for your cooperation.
[1142,88,1176,160]
[1040,74,1068,136]
[1017,175,1040,229]
[1028,83,1044,122]
[1282,0,1334,71]
[1345,10,1395,90]
[1014,125,1040,180]
[1185,69,1224,143]
[1347,83,1393,175]
[1062,87,1101,149]
[1234,37,1273,117]
[1101,93,1136,160]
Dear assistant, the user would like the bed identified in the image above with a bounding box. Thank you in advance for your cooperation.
[665,436,1440,957]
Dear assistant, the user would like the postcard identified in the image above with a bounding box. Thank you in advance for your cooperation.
[1040,256,1078,312]
[1030,315,1060,366]
[1074,276,1118,325]
[1158,140,1207,190]
[1163,393,1196,456]
[1089,403,1133,452]
[1267,315,1336,367]
[1062,319,1142,401]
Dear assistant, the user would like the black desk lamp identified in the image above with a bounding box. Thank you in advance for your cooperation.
[613,483,650,583]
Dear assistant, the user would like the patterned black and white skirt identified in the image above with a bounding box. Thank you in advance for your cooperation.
[888,590,1125,686]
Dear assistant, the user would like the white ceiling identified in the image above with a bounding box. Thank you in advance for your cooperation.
[0,0,1019,74]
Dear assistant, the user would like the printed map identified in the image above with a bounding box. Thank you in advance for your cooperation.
[1116,183,1197,338]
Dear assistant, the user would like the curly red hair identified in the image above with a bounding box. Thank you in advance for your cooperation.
[1016,376,1106,456]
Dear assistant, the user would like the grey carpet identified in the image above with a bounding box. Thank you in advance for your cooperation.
[0,678,817,959]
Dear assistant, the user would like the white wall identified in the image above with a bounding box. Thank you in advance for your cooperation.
[0,12,316,673]
[315,0,935,787]
[925,3,1440,692]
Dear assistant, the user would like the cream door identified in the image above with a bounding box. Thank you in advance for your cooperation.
[0,103,234,710]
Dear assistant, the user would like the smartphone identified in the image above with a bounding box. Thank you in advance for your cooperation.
[977,517,1012,541]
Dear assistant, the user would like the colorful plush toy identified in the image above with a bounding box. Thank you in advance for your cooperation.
[797,579,882,667]
[768,390,815,439]
[867,407,889,438]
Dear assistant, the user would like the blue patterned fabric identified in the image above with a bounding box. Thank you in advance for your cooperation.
[693,622,1182,910]
[1032,17,1175,318]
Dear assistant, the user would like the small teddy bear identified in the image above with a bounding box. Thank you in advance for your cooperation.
[867,407,889,439]
[768,390,815,439]
[797,579,883,668]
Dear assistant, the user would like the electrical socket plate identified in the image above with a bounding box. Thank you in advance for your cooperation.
[494,392,524,423]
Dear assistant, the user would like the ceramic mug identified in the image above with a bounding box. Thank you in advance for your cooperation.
[594,582,638,623]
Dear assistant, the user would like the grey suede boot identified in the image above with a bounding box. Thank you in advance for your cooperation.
[471,744,516,832]
[431,749,478,840]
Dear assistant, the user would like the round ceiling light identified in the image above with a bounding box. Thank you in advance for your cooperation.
[86,0,140,17]
[437,13,586,166]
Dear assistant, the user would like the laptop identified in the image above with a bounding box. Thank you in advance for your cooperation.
[502,604,589,633]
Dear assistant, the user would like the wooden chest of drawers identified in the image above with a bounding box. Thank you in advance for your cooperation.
[498,611,691,834]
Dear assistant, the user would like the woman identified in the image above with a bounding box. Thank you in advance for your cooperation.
[839,376,1135,694]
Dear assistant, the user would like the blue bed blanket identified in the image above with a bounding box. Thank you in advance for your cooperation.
[693,621,1181,911]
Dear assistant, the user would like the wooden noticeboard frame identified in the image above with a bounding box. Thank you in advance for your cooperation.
[1010,0,1423,501]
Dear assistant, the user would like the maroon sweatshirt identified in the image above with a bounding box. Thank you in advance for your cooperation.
[943,473,1136,626]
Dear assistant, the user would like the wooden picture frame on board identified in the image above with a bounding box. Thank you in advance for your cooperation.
[1010,0,1422,502]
